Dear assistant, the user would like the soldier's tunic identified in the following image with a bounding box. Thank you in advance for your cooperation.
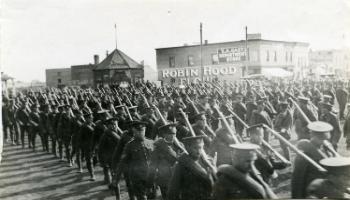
[294,106,318,140]
[7,105,19,144]
[167,154,215,200]
[79,121,96,177]
[98,128,121,184]
[209,127,236,166]
[249,110,273,141]
[57,112,73,161]
[16,107,31,148]
[213,164,270,199]
[306,178,350,199]
[40,111,50,152]
[70,116,85,170]
[29,111,41,150]
[320,112,342,149]
[291,140,328,198]
[336,88,349,119]
[117,137,154,200]
[148,138,182,198]
[233,102,247,137]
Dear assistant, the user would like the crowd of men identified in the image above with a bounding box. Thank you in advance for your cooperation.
[2,79,350,199]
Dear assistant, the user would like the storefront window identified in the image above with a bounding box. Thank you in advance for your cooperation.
[211,54,219,65]
[169,56,175,68]
[188,55,194,66]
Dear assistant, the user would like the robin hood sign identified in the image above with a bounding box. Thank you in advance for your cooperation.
[159,64,242,84]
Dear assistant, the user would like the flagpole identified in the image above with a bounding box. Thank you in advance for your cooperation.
[200,22,203,82]
[114,24,117,49]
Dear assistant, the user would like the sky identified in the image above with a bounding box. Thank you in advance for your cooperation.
[1,0,350,82]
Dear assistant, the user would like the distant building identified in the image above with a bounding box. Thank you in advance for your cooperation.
[156,34,309,85]
[45,68,71,88]
[143,65,158,82]
[1,72,15,98]
[93,48,144,86]
[309,49,350,78]
[71,55,99,87]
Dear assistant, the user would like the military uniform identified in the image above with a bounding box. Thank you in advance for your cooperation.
[79,112,96,180]
[116,132,153,200]
[320,103,342,150]
[167,136,215,200]
[291,121,333,198]
[213,143,277,200]
[98,117,121,186]
[306,157,350,199]
[294,97,318,140]
[16,104,31,148]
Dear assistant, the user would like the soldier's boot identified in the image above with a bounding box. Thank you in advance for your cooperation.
[86,157,95,181]
[103,167,112,184]
[76,151,83,173]
[65,143,72,166]
[52,139,57,157]
[58,142,64,160]
[112,183,121,200]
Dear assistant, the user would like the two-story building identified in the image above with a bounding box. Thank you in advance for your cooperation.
[156,34,309,85]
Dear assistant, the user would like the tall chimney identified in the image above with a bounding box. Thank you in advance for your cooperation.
[94,55,99,65]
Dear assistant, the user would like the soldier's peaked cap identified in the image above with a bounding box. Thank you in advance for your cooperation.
[229,143,260,151]
[182,135,206,145]
[320,157,350,175]
[307,121,333,133]
[128,120,147,127]
[158,122,178,132]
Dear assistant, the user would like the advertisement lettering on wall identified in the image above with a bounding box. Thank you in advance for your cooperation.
[159,64,242,84]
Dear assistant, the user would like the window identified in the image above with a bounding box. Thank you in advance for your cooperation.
[247,48,250,61]
[57,79,62,84]
[57,72,61,76]
[290,52,293,62]
[169,56,175,68]
[274,51,277,62]
[266,51,270,62]
[211,54,219,65]
[188,55,194,66]
[285,52,288,62]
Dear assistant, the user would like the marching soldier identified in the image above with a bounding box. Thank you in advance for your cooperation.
[114,120,154,200]
[249,98,273,142]
[57,105,74,164]
[344,104,350,149]
[148,123,183,199]
[79,108,96,181]
[16,101,31,148]
[141,107,157,140]
[191,112,213,148]
[294,96,318,140]
[28,103,41,152]
[232,94,247,137]
[336,82,349,120]
[291,121,333,198]
[70,109,85,173]
[213,143,278,199]
[249,124,288,183]
[98,116,121,189]
[319,102,342,150]
[167,135,216,200]
[306,157,350,199]
[273,101,293,160]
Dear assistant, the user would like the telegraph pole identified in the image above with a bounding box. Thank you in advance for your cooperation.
[245,26,248,76]
[200,22,203,81]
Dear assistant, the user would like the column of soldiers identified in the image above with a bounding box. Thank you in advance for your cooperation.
[2,78,350,199]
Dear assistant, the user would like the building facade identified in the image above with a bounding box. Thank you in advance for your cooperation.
[309,49,350,78]
[45,68,71,87]
[71,64,95,87]
[93,48,144,86]
[156,34,309,85]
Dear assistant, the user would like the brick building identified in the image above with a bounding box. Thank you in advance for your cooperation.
[45,68,71,88]
[156,34,309,85]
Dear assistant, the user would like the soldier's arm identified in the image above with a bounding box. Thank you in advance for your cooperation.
[331,116,342,144]
[167,163,182,200]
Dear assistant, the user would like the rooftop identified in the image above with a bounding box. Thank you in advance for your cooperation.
[155,39,309,50]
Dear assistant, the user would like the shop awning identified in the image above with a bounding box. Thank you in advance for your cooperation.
[261,68,292,78]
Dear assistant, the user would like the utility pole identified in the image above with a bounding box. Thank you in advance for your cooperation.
[200,22,203,81]
[245,26,248,76]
